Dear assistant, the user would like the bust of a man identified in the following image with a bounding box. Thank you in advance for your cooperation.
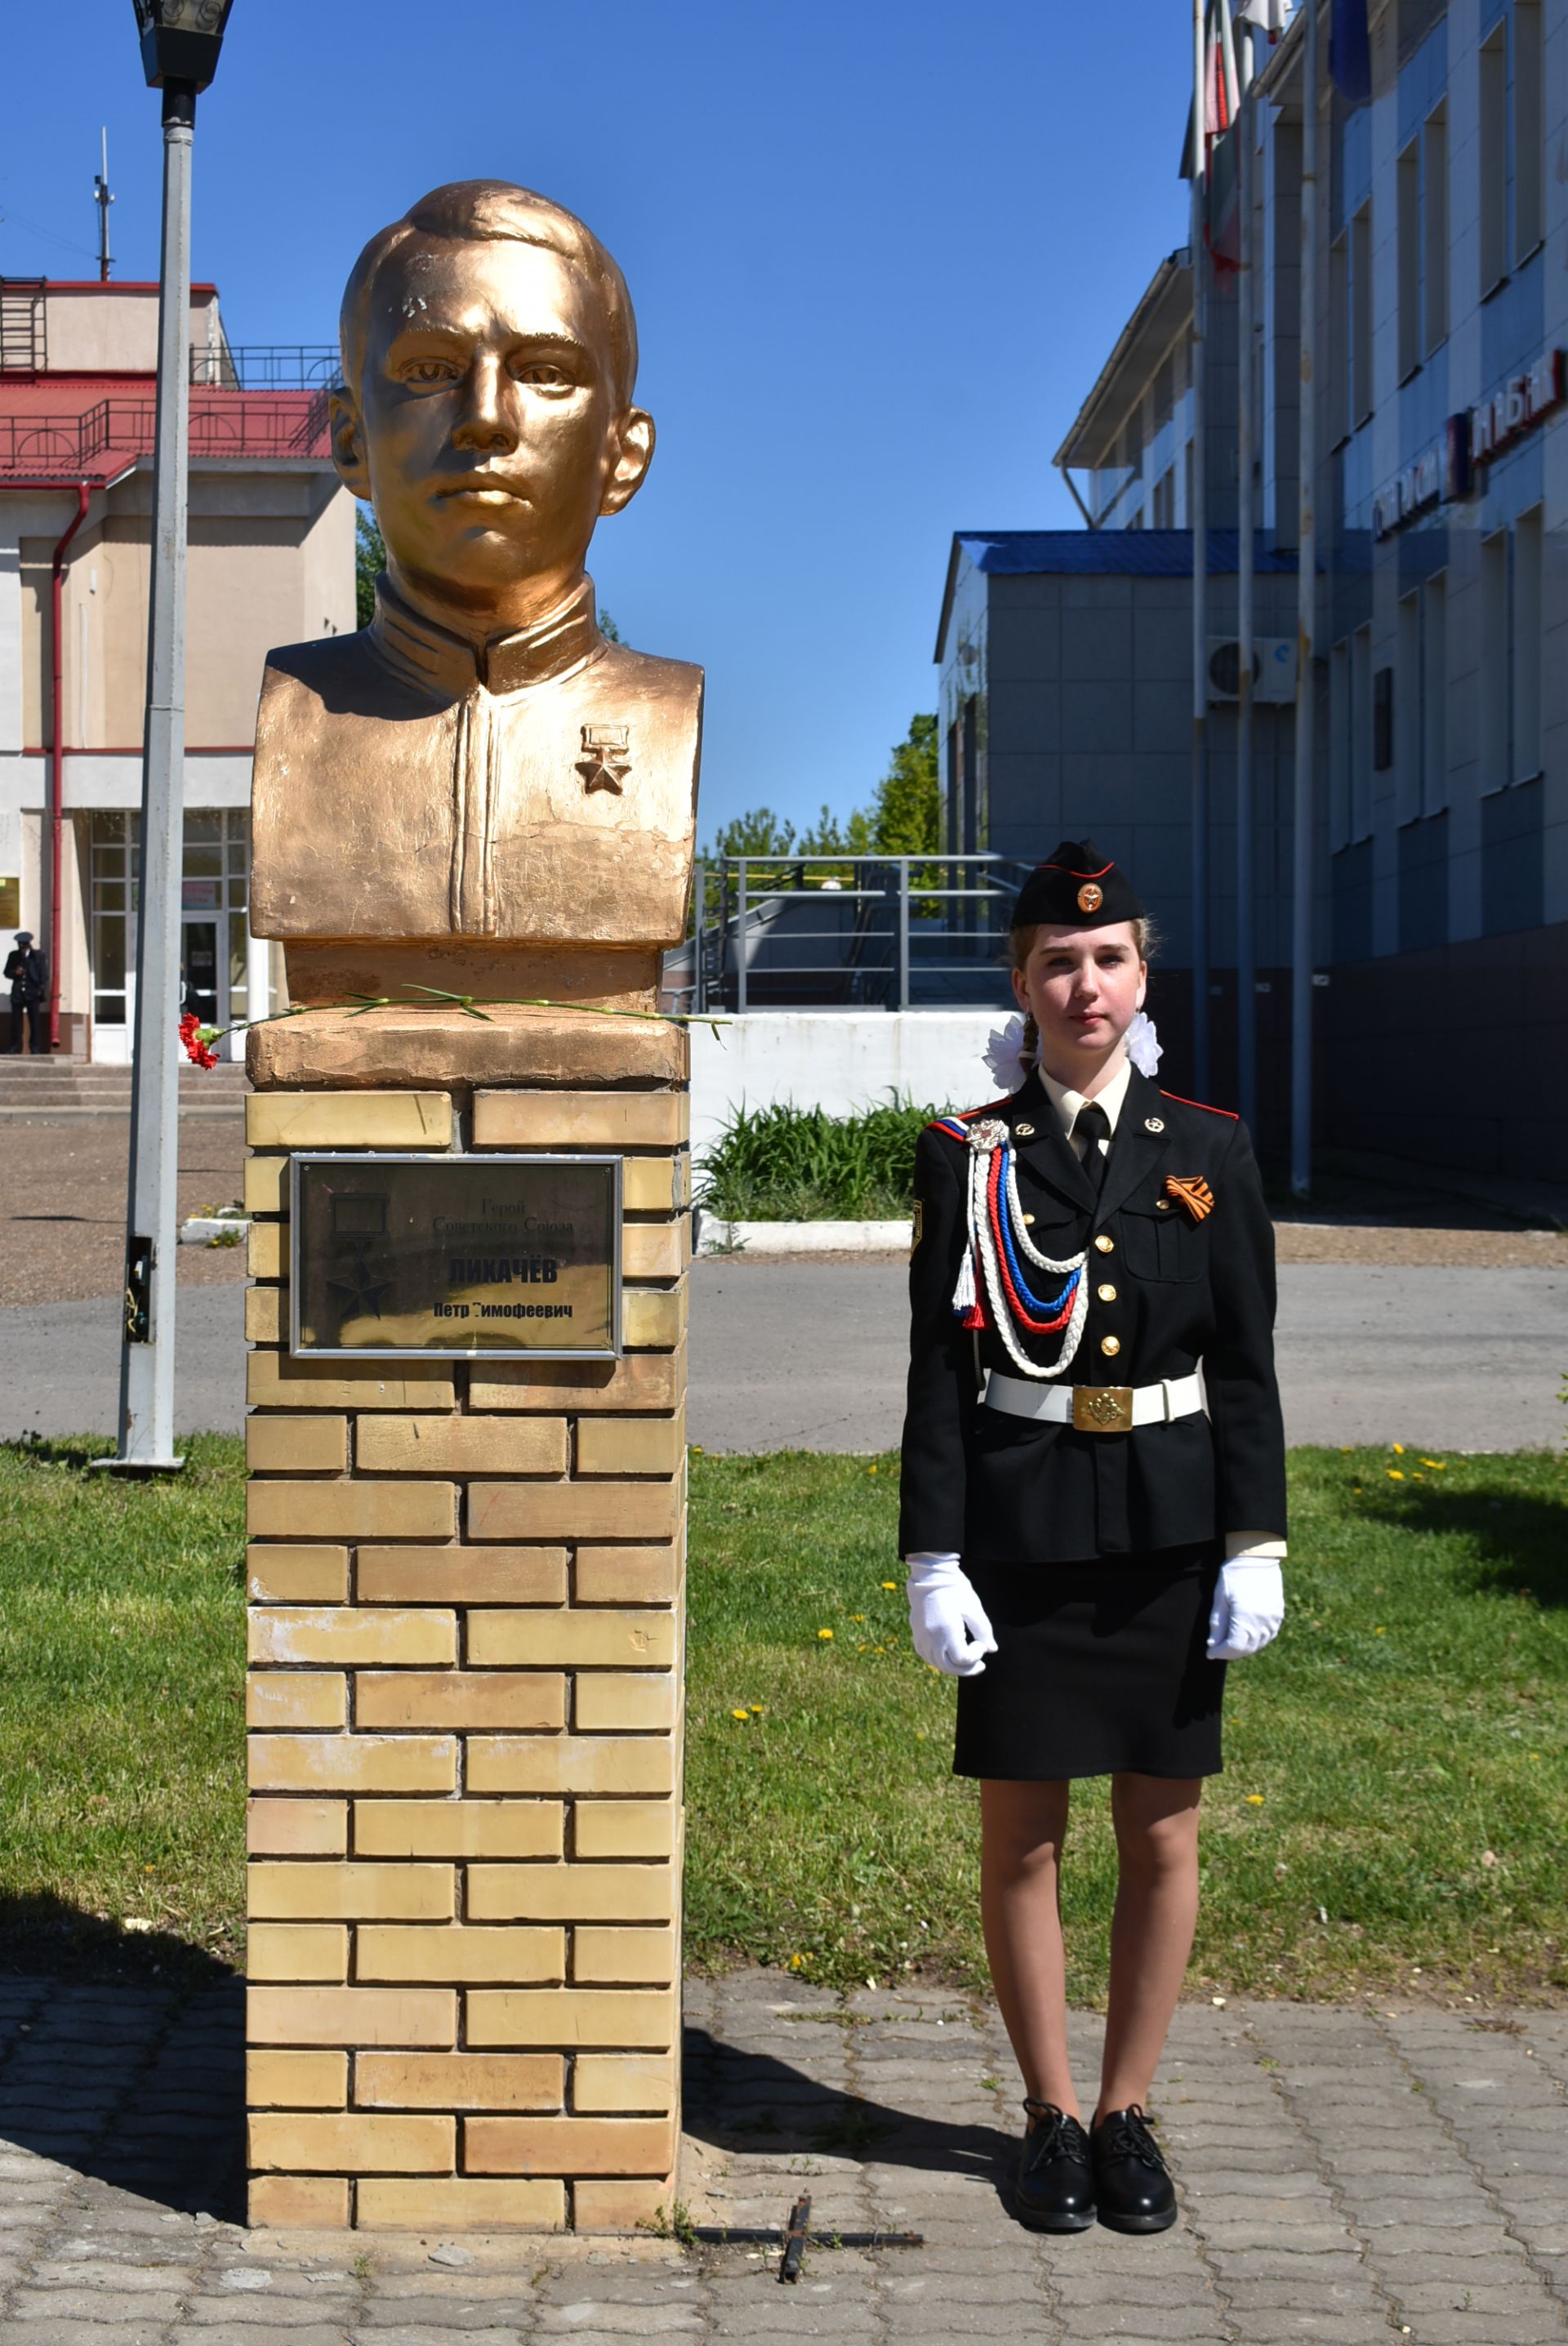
[249,181,701,1006]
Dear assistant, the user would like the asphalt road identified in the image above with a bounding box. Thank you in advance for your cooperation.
[0,1257,1561,1451]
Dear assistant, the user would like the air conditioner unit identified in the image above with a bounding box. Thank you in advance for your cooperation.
[1206,637,1298,704]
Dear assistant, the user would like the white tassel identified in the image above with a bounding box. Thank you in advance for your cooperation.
[951,1244,977,1318]
[1126,1010,1163,1077]
[982,1014,1031,1091]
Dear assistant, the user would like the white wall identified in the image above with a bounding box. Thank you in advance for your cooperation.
[688,1010,1016,1163]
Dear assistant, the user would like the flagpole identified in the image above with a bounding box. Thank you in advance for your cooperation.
[1291,0,1318,1198]
[1236,7,1258,1135]
[1191,0,1211,1099]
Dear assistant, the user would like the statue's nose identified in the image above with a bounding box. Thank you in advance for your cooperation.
[452,356,518,453]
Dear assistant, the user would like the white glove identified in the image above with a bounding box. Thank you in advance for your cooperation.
[1207,1555,1285,1660]
[905,1553,998,1678]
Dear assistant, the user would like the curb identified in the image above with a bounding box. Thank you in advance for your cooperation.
[694,1212,909,1256]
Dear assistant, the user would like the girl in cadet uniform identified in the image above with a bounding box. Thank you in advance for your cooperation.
[900,839,1286,2237]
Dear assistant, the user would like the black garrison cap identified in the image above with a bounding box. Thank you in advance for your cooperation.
[1010,838,1144,930]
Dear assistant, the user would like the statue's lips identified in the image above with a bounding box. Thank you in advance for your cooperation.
[434,483,529,505]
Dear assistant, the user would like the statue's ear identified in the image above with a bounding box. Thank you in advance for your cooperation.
[599,408,654,517]
[330,388,372,499]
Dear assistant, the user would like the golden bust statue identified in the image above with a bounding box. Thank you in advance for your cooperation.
[249,181,702,1010]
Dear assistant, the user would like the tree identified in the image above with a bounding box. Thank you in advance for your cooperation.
[704,808,798,859]
[870,713,939,856]
[599,609,624,643]
[355,507,385,629]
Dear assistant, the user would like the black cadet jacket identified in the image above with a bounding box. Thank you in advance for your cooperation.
[4,949,46,1002]
[898,1065,1286,1565]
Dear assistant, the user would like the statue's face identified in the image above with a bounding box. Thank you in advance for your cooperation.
[335,235,652,617]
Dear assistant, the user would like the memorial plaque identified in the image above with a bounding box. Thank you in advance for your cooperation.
[289,1153,621,1359]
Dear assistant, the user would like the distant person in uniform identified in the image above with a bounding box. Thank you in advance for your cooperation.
[5,931,47,1055]
[901,841,1286,2238]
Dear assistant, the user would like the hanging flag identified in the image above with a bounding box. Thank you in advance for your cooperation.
[1239,0,1293,36]
[1181,1,1243,177]
[1330,0,1371,102]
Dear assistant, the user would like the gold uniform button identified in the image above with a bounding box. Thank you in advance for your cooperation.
[1094,1234,1115,1255]
[1097,1282,1117,1302]
[1100,1335,1121,1358]
[1156,1197,1170,1211]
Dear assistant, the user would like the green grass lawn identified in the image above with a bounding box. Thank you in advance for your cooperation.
[0,1435,1563,2003]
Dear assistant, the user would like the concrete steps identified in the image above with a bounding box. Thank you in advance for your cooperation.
[0,1058,248,1113]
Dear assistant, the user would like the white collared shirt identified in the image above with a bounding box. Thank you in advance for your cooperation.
[1036,1052,1134,1162]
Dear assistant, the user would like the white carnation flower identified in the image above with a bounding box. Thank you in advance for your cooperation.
[982,1015,1031,1090]
[1126,1010,1163,1077]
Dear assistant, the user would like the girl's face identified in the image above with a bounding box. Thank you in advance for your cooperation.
[1012,922,1147,1077]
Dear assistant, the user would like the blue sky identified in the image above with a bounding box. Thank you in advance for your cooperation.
[2,0,1194,844]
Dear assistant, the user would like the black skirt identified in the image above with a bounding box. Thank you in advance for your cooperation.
[953,1546,1227,1782]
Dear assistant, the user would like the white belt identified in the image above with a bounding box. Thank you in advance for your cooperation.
[983,1369,1205,1435]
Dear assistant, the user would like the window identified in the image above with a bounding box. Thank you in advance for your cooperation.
[1480,529,1511,789]
[1152,467,1177,528]
[1351,624,1374,836]
[1513,506,1544,782]
[1351,203,1374,425]
[1514,0,1544,260]
[1330,232,1350,446]
[1396,594,1422,823]
[1396,140,1421,381]
[91,811,252,1034]
[1330,640,1352,850]
[1423,105,1448,353]
[1479,26,1508,293]
[1422,571,1448,815]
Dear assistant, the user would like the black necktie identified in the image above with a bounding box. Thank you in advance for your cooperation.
[1076,1103,1111,1195]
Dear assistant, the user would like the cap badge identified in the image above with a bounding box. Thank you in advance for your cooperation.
[1166,1174,1215,1222]
[578,724,631,794]
[1077,881,1104,913]
[1144,1115,1165,1133]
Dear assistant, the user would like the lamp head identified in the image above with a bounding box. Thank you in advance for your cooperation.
[133,0,234,92]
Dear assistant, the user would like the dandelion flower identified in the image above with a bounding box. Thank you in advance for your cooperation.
[817,1628,834,1641]
[750,1704,764,1714]
[851,1614,865,1622]
[880,1581,898,1591]
[1388,1469,1405,1481]
[1392,1443,1406,1455]
[1421,1458,1446,1470]
[692,1445,704,1455]
[1374,1626,1386,1635]
[730,1708,750,1722]
[1245,1794,1265,1806]
[868,1464,879,1474]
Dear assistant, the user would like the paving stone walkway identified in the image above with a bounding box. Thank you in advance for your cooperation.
[0,1966,1563,2343]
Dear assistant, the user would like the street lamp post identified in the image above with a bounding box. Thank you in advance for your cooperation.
[106,0,234,1476]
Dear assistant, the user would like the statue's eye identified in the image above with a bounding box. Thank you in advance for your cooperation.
[403,359,458,385]
[515,362,572,390]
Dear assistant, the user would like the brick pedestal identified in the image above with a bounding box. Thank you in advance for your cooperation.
[243,1018,688,2232]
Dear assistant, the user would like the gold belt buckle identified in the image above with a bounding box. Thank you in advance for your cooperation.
[1073,1385,1134,1434]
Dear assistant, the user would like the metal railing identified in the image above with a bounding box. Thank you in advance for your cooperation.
[663,853,1032,1015]
[0,387,333,475]
[189,344,341,390]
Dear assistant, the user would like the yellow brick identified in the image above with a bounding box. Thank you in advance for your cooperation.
[469,1482,679,1544]
[355,1671,565,1732]
[356,1926,564,1983]
[468,1866,673,1924]
[357,2175,564,2230]
[249,1607,457,1666]
[622,1287,687,1350]
[246,1925,349,1983]
[574,1546,679,1605]
[467,1737,675,1798]
[247,1220,284,1281]
[248,1349,455,1412]
[249,1734,457,1795]
[576,1416,685,1478]
[465,2113,675,2176]
[573,1928,677,1986]
[247,2050,347,2109]
[246,1544,350,1603]
[573,2054,676,2112]
[355,2053,563,2111]
[243,1153,287,1215]
[246,1090,452,1149]
[353,1800,563,1861]
[248,2174,349,2228]
[575,2176,673,2231]
[466,1989,675,2049]
[246,1672,347,1731]
[620,1155,683,1214]
[471,1090,687,1149]
[246,1285,286,1345]
[247,1483,457,1543]
[470,1348,682,1415]
[468,1610,675,1670]
[248,1797,348,1858]
[249,1863,454,1922]
[245,1413,347,1474]
[355,1416,568,1477]
[574,1673,678,1733]
[247,1986,457,2047]
[249,2110,454,2173]
[621,1222,688,1280]
[358,1545,568,1605]
[573,1801,676,1861]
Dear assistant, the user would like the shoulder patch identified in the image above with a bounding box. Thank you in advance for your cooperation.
[1158,1088,1240,1121]
[926,1093,1015,1139]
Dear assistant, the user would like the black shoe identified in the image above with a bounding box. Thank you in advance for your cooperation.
[1090,2103,1177,2232]
[1014,2098,1096,2232]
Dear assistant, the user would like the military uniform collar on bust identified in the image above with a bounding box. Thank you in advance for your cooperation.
[370,572,607,701]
